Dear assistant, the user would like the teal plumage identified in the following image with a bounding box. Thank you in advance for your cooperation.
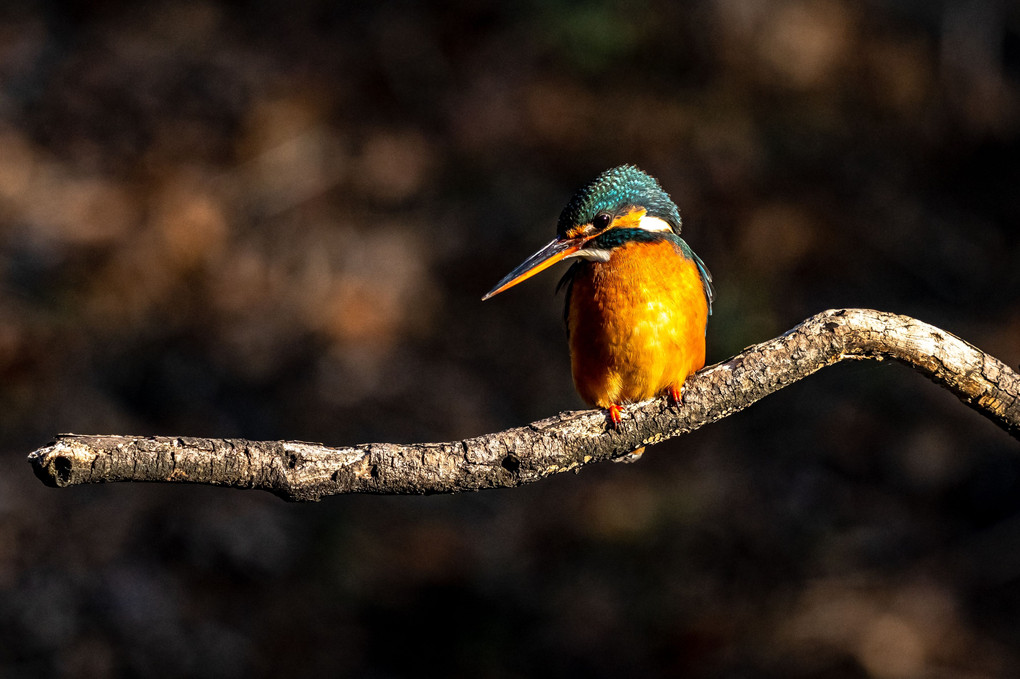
[557,165,682,237]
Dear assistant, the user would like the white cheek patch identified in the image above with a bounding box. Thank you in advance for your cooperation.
[637,215,672,232]
[565,248,612,262]
[561,214,671,264]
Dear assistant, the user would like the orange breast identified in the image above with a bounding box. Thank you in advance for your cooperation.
[567,239,709,408]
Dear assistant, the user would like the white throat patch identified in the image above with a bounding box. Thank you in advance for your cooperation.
[565,248,611,262]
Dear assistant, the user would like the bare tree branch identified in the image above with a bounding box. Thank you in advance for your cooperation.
[27,309,1020,501]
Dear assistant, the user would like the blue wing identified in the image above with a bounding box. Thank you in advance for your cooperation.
[669,235,715,316]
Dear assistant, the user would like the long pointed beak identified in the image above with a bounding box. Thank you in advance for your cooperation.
[482,237,584,300]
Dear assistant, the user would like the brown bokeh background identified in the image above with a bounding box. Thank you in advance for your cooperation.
[2,1,1020,677]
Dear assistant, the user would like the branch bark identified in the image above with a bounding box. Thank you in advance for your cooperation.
[27,309,1020,501]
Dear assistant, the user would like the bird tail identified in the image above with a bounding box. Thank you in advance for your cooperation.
[613,446,645,463]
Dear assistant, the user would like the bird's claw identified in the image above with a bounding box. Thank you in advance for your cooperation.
[607,404,623,427]
[669,384,683,405]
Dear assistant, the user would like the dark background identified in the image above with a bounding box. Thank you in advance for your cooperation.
[2,1,1020,677]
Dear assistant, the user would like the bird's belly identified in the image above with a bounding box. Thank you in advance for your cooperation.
[567,241,708,408]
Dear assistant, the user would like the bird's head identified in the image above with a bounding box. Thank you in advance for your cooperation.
[483,165,681,300]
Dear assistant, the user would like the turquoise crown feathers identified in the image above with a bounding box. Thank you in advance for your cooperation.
[556,165,682,237]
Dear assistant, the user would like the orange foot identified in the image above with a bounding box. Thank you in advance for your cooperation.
[607,404,624,427]
[669,384,684,405]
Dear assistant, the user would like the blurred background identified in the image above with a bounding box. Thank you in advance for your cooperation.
[1,1,1019,677]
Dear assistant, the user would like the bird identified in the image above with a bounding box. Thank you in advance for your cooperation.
[482,165,714,433]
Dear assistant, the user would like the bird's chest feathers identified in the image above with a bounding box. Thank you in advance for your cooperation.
[567,240,708,405]
[572,240,702,340]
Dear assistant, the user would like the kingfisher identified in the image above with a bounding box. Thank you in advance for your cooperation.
[483,165,714,429]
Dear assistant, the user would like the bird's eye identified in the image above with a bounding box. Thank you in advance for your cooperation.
[593,213,612,231]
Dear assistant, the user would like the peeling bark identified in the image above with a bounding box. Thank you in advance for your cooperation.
[27,309,1020,501]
